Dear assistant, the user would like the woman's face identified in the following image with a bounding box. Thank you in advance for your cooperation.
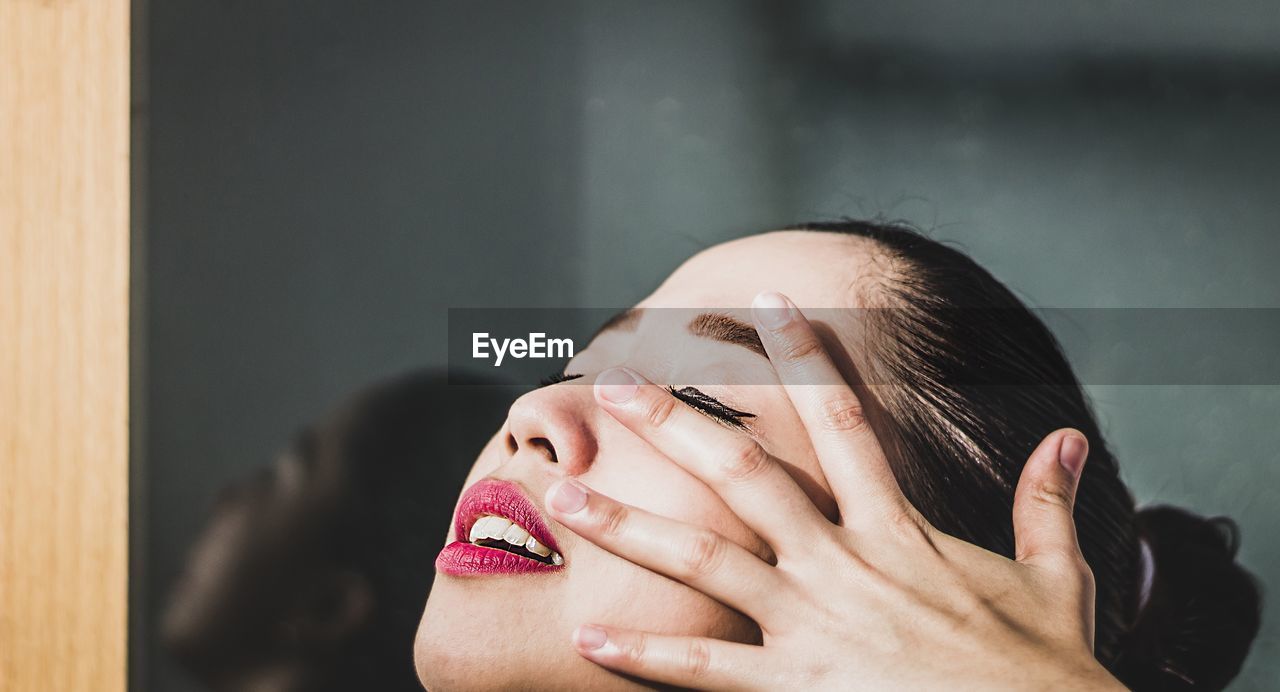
[416,231,878,690]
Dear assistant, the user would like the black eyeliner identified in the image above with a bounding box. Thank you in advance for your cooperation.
[538,372,584,388]
[539,374,756,432]
[666,385,756,431]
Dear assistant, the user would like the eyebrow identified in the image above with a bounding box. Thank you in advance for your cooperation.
[589,307,641,342]
[688,312,767,358]
[592,308,767,359]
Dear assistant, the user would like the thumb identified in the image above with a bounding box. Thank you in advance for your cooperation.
[1012,428,1089,567]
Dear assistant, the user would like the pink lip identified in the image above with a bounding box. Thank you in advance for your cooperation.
[435,478,564,576]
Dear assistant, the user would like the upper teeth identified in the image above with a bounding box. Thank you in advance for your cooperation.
[468,515,563,565]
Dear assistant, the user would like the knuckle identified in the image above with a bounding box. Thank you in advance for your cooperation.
[622,632,648,667]
[684,639,713,679]
[643,393,681,432]
[679,530,727,578]
[1032,481,1075,511]
[778,333,826,363]
[820,396,869,433]
[597,503,630,540]
[717,439,772,483]
[884,505,932,544]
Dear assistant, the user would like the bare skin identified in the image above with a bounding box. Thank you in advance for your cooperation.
[415,231,1125,690]
[549,290,1125,690]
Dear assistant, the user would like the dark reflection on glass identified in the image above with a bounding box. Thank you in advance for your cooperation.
[160,371,512,692]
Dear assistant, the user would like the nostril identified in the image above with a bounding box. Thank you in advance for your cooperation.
[528,437,558,463]
[505,432,518,455]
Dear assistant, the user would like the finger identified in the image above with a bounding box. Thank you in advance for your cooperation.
[1012,428,1089,568]
[593,367,830,553]
[573,624,769,691]
[546,479,785,621]
[750,291,908,522]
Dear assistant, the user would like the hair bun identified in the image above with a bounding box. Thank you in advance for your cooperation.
[1115,505,1262,691]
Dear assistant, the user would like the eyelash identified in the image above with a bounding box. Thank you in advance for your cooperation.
[666,386,756,431]
[538,372,757,431]
[538,372,584,387]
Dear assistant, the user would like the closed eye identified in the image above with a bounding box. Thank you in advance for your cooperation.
[667,386,756,431]
[537,373,756,432]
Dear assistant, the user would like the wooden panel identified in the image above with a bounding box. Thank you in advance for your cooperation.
[1,1,131,690]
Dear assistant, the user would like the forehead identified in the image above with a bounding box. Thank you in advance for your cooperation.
[639,230,878,310]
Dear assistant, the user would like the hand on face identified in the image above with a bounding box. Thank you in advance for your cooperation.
[545,290,1125,691]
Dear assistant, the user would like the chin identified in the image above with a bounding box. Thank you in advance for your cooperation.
[415,578,646,691]
[415,580,553,691]
[416,574,760,692]
[413,623,629,692]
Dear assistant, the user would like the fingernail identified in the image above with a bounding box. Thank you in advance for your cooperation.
[1058,433,1088,477]
[596,367,639,403]
[549,479,589,514]
[575,624,608,651]
[752,291,794,330]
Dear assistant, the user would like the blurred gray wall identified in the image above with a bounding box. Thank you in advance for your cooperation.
[139,1,1280,689]
[140,2,585,689]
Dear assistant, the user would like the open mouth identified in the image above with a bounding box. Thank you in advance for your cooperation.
[437,478,565,576]
[467,514,563,565]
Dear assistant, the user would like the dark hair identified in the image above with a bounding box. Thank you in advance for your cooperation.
[787,219,1262,691]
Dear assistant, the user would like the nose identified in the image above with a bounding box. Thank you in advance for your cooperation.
[503,384,597,476]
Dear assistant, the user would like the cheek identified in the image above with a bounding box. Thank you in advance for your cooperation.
[563,450,763,640]
[562,551,758,643]
[588,443,765,554]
